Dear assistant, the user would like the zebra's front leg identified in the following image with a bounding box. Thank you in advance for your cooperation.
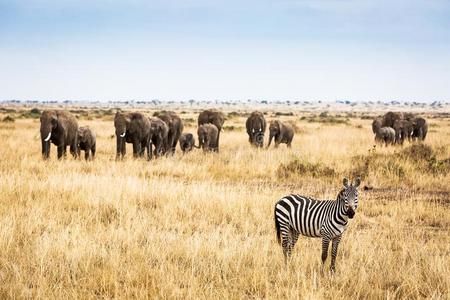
[321,237,330,265]
[330,235,342,273]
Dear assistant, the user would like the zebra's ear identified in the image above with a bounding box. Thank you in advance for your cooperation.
[354,177,361,188]
[343,177,349,188]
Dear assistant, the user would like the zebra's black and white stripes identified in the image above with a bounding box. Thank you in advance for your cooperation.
[274,177,360,272]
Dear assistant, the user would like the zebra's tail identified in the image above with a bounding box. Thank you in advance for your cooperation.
[274,205,281,245]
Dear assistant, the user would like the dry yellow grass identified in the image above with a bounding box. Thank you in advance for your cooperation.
[0,108,449,299]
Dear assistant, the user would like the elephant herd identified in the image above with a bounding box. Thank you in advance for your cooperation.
[39,109,297,160]
[39,109,430,160]
[372,111,428,146]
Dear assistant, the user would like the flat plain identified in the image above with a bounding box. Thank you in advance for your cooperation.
[0,105,449,299]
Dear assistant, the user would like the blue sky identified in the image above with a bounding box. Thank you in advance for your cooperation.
[1,0,450,101]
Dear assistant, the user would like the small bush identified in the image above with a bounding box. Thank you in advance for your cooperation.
[30,108,41,115]
[319,111,328,118]
[2,115,15,122]
[401,144,434,161]
[21,108,41,119]
[227,111,241,118]
[275,112,294,116]
[223,125,242,131]
[277,159,336,178]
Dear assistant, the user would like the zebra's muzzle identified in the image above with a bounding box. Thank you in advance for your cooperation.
[347,208,355,219]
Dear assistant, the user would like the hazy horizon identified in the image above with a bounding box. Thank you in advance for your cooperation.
[1,0,450,101]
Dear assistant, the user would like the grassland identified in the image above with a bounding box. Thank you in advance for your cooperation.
[0,106,449,299]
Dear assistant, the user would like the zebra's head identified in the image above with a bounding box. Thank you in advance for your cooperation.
[341,177,361,219]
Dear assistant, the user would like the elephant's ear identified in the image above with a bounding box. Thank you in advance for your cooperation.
[124,115,131,126]
[57,117,67,133]
[51,115,58,127]
[276,120,281,130]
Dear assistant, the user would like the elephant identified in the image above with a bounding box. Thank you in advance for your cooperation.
[196,124,219,152]
[393,119,413,145]
[246,111,266,148]
[179,133,195,153]
[382,111,404,128]
[375,127,396,146]
[40,110,79,160]
[411,117,428,141]
[267,120,294,148]
[148,117,169,159]
[153,111,183,154]
[77,126,96,160]
[114,112,152,160]
[198,109,225,151]
[372,117,382,134]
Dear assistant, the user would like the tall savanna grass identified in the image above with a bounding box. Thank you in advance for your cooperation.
[0,109,449,299]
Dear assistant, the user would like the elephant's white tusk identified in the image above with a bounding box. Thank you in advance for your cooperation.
[120,132,126,137]
[44,132,51,141]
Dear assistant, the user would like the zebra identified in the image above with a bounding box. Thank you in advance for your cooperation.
[274,177,361,272]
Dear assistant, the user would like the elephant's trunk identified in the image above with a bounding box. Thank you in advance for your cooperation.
[194,138,204,149]
[41,139,50,159]
[41,130,52,159]
[267,133,274,148]
[254,131,264,148]
[116,134,125,160]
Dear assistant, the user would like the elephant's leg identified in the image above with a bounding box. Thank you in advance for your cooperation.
[70,142,78,159]
[287,139,292,148]
[172,137,178,154]
[140,141,146,157]
[169,134,176,154]
[146,140,152,161]
[85,149,91,161]
[57,145,65,159]
[91,144,96,159]
[216,131,221,151]
[132,140,140,158]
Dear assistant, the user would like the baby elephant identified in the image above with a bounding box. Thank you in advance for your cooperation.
[267,120,294,148]
[375,127,395,146]
[77,126,96,160]
[196,124,219,152]
[179,133,195,153]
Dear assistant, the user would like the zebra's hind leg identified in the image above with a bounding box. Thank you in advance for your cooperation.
[282,228,299,264]
[281,233,291,264]
[330,235,342,273]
